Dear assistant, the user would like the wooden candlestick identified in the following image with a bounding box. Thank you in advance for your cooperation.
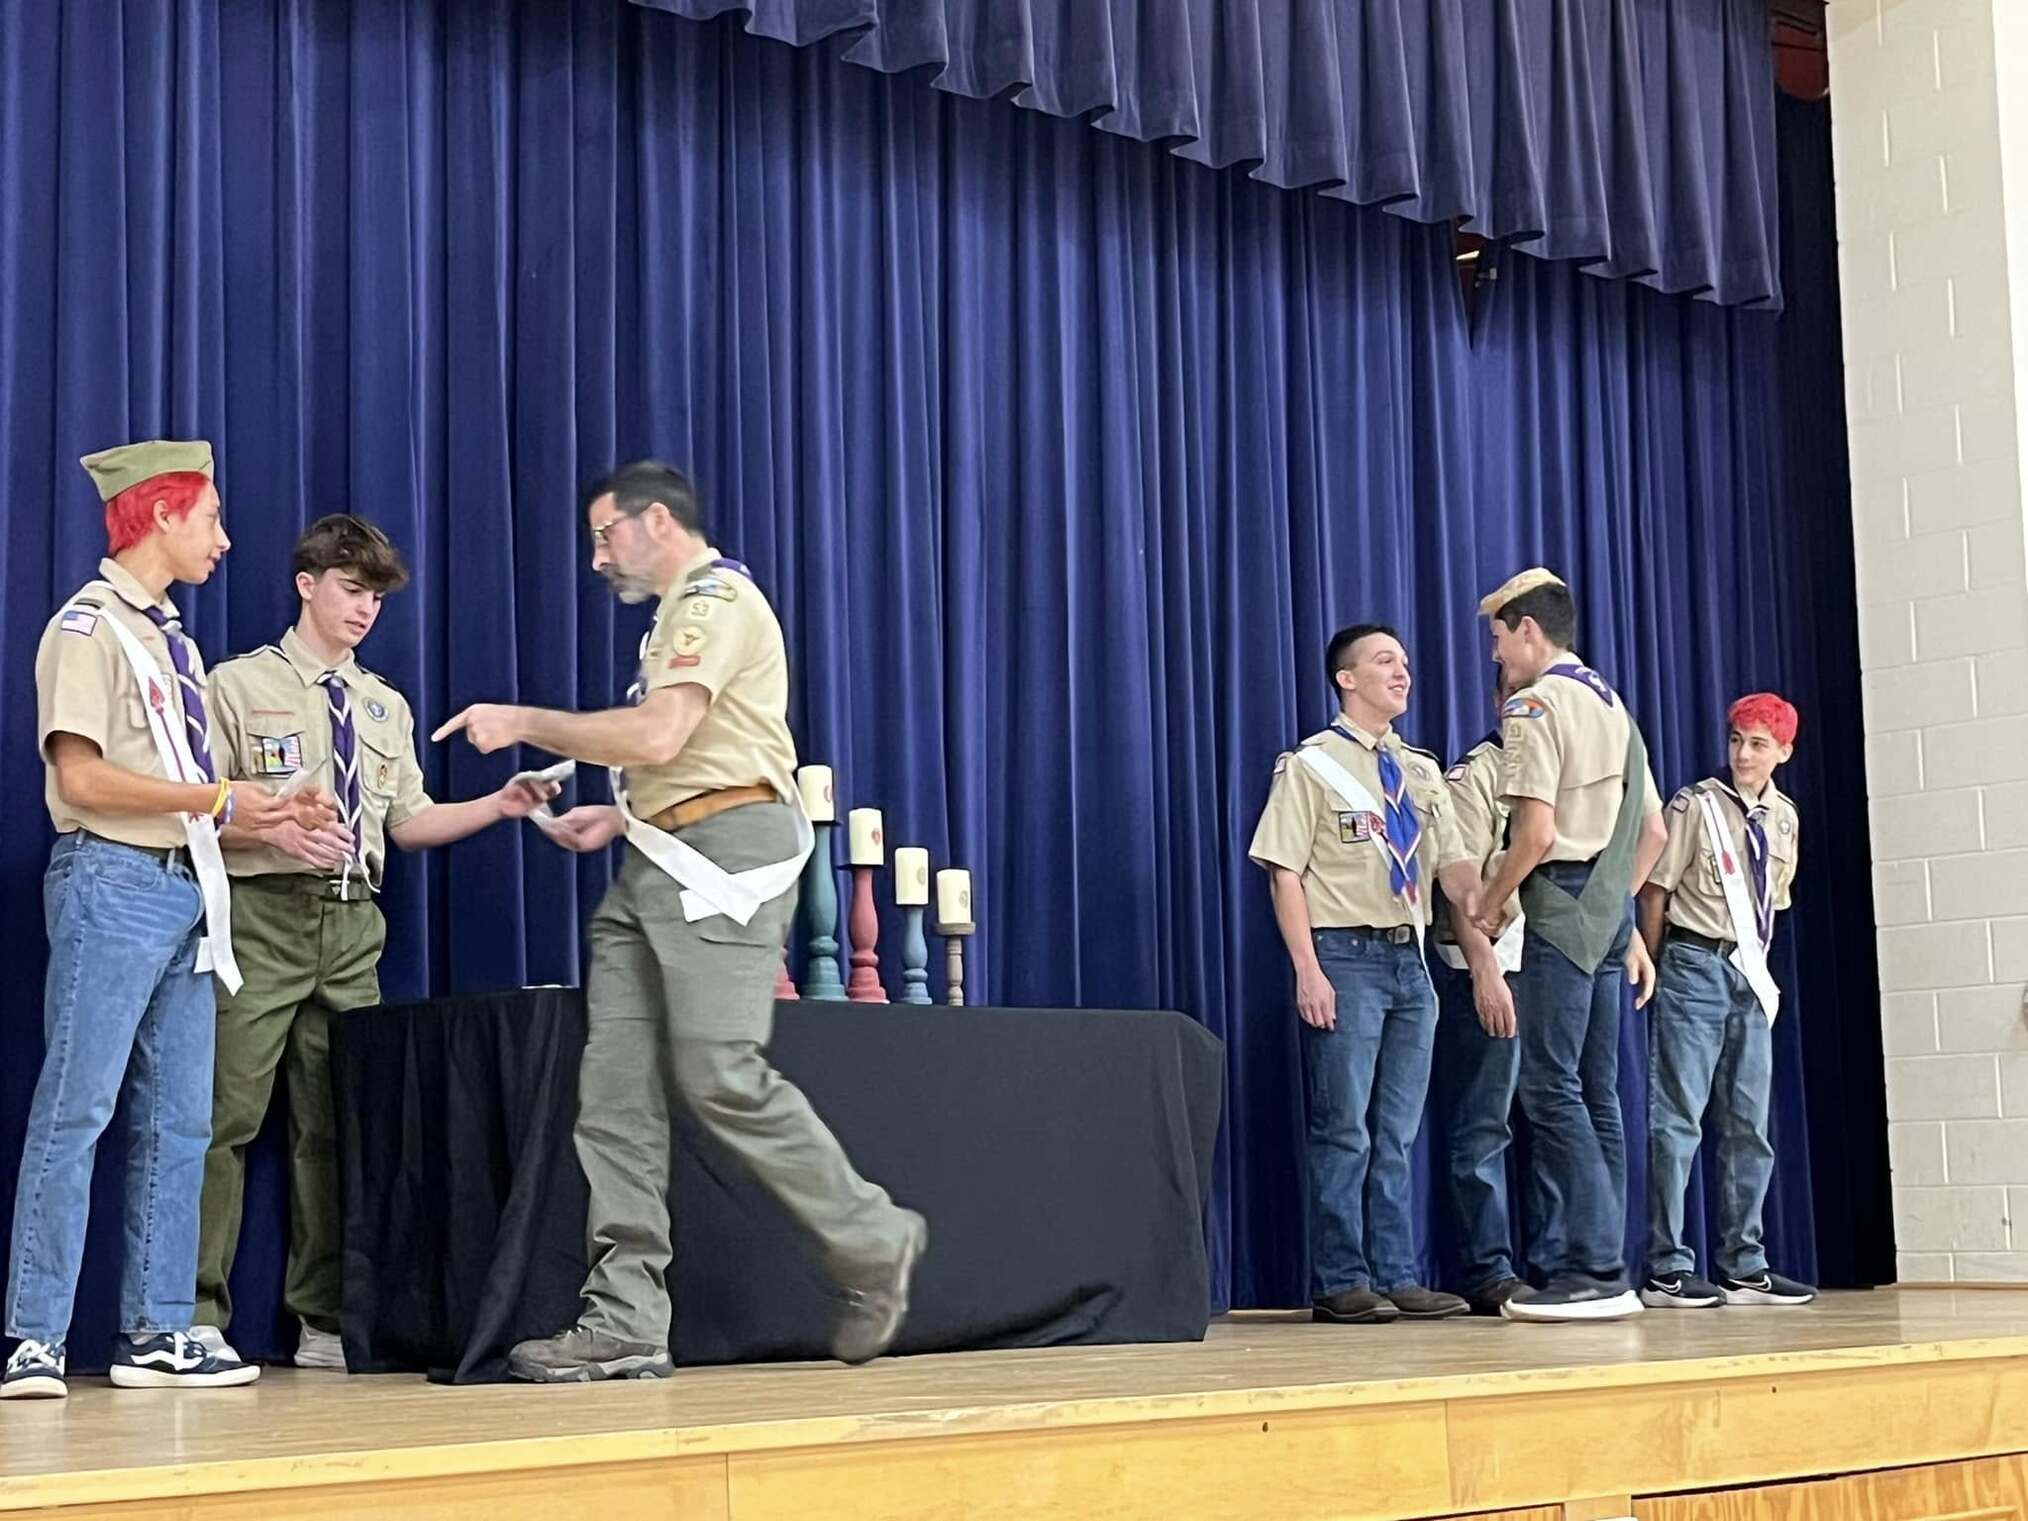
[900,906,931,1005]
[802,821,846,1000]
[846,866,889,1004]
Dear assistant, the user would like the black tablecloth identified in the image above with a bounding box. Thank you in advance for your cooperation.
[332,993,1223,1382]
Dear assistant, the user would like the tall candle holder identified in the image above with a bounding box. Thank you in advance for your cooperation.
[845,809,889,1004]
[894,847,932,1005]
[795,765,845,1001]
[935,868,975,1008]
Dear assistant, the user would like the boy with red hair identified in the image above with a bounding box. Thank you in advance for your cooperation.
[1636,693,1814,1308]
[3,440,329,1399]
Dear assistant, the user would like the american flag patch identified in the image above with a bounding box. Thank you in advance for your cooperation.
[60,609,99,637]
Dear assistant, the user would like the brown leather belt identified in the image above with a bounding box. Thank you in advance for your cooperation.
[646,783,777,833]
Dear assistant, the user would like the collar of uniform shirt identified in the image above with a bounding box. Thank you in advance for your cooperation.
[278,625,360,687]
[664,542,724,596]
[96,556,179,618]
[1327,717,1392,752]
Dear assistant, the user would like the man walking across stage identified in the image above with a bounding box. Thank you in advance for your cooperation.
[3,441,330,1399]
[1463,569,1667,1324]
[435,460,925,1381]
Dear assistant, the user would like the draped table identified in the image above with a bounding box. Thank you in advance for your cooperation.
[332,992,1222,1381]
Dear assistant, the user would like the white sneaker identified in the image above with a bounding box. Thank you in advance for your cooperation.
[189,1324,246,1361]
[294,1320,346,1371]
[110,1330,260,1388]
[1,1339,67,1399]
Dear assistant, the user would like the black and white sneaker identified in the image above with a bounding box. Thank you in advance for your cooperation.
[1501,1275,1644,1323]
[1640,1273,1725,1309]
[110,1330,261,1388]
[1721,1271,1816,1307]
[1,1339,67,1399]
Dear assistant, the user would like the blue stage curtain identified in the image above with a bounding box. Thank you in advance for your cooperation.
[0,2,1882,1365]
[628,0,1783,308]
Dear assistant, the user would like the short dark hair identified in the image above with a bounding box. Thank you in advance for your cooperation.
[581,459,702,533]
[1493,584,1577,647]
[1325,622,1400,701]
[292,514,409,595]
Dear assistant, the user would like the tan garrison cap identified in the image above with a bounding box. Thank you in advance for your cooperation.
[1477,566,1566,618]
[78,439,215,503]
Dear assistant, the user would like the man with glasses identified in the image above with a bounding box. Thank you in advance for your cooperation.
[436,459,925,1381]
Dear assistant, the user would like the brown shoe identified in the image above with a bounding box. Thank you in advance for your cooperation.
[1312,1288,1400,1324]
[831,1210,928,1365]
[1384,1284,1471,1320]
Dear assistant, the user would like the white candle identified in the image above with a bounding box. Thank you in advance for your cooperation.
[847,807,885,866]
[936,868,973,929]
[894,847,930,906]
[795,764,836,823]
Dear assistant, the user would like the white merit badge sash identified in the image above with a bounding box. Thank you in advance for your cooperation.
[1695,790,1781,1023]
[77,598,242,994]
[612,772,813,926]
[1295,745,1429,969]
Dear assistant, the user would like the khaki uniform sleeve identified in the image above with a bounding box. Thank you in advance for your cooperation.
[1499,702,1562,806]
[37,615,124,760]
[1248,757,1318,876]
[383,697,433,829]
[1406,756,1463,875]
[1775,810,1799,911]
[1640,758,1664,817]
[1647,789,1700,893]
[1445,754,1499,870]
[208,665,251,783]
[645,586,757,700]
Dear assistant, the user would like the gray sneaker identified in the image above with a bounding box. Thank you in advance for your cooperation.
[831,1209,928,1366]
[507,1324,673,1384]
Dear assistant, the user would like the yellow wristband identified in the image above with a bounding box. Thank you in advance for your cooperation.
[210,779,231,819]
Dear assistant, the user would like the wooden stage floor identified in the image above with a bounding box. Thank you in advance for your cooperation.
[5,1287,2028,1519]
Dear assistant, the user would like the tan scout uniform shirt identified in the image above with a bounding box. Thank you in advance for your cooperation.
[1649,778,1800,943]
[1249,720,1461,930]
[210,627,433,889]
[1434,736,1511,941]
[626,545,798,819]
[36,558,219,850]
[1499,657,1662,863]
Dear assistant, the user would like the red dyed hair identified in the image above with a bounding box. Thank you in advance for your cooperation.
[1728,692,1799,747]
[104,471,212,554]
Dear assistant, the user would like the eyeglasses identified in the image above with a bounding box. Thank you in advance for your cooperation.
[589,503,654,548]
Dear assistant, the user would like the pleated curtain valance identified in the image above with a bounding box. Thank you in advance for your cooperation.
[626,0,1783,308]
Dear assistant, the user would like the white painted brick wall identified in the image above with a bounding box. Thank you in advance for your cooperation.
[1830,0,2028,1282]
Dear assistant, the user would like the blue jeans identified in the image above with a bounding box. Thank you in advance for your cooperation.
[1432,958,1522,1292]
[1510,862,1632,1287]
[1646,938,1775,1280]
[1301,929,1437,1297]
[5,833,215,1344]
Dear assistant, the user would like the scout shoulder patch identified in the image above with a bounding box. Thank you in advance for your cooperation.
[683,576,739,603]
[684,598,717,622]
[669,653,703,669]
[60,607,100,637]
[1669,788,1695,814]
[1501,693,1548,721]
[671,625,708,657]
[1272,752,1292,777]
[1444,762,1469,783]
